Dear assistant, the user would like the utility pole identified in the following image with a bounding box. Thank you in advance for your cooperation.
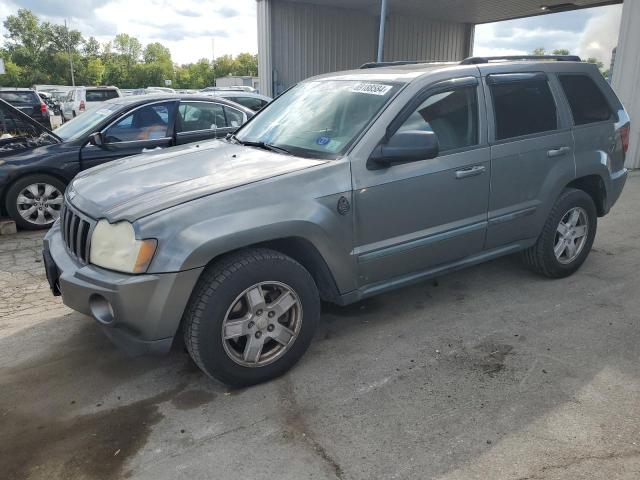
[211,37,216,88]
[65,20,76,86]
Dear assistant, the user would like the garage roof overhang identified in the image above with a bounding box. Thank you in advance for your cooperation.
[280,0,622,24]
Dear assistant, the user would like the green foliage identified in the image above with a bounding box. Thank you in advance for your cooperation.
[530,48,607,77]
[0,8,258,89]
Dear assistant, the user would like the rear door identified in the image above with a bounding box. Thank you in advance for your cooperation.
[484,71,575,248]
[175,101,247,145]
[79,100,177,170]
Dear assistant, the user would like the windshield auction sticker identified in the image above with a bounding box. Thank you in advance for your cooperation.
[350,83,393,96]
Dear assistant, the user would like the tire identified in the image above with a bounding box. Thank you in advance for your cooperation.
[522,188,597,278]
[5,174,66,230]
[183,248,320,387]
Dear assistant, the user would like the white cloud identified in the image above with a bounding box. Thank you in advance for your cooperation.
[474,4,622,66]
[577,5,622,65]
[0,0,258,64]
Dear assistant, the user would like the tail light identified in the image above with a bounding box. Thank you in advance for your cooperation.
[40,102,47,114]
[79,100,86,111]
[620,123,630,155]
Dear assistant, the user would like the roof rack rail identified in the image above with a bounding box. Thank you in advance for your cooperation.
[360,60,425,69]
[460,55,582,65]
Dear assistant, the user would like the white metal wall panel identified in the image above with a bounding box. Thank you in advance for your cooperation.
[384,15,472,62]
[612,0,640,169]
[267,1,472,95]
[270,1,377,95]
[257,0,273,96]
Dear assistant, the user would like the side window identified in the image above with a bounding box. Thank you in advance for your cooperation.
[397,86,478,152]
[178,102,227,133]
[223,106,245,128]
[489,77,557,140]
[228,96,264,112]
[104,103,172,143]
[558,74,613,125]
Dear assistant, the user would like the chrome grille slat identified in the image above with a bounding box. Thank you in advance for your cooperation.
[60,202,95,264]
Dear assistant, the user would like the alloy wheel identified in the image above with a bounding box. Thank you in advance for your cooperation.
[221,281,303,367]
[554,206,589,264]
[16,183,63,226]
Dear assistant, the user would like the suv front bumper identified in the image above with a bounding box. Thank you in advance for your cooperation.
[43,222,203,355]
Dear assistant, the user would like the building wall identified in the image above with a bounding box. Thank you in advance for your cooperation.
[259,0,473,96]
[384,16,473,62]
[612,0,640,169]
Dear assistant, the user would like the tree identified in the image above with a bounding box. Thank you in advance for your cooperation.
[143,42,171,64]
[552,49,570,56]
[531,47,546,56]
[235,53,258,76]
[0,8,260,89]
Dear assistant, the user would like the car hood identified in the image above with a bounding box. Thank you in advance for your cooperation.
[69,140,328,222]
[0,98,61,155]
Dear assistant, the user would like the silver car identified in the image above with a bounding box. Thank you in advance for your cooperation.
[44,56,629,386]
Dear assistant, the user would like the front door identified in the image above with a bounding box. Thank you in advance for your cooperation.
[80,100,177,170]
[175,101,246,145]
[353,78,491,288]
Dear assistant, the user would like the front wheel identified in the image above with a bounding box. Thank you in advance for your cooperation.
[183,248,320,387]
[522,188,597,278]
[5,174,66,230]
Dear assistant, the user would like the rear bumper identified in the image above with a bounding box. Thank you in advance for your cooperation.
[607,168,628,212]
[44,221,203,355]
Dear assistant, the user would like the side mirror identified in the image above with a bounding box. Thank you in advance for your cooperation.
[368,130,439,169]
[88,132,104,147]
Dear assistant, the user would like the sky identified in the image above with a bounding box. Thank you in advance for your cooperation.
[0,1,623,67]
[474,4,622,68]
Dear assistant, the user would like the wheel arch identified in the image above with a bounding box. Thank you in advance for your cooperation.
[566,174,607,216]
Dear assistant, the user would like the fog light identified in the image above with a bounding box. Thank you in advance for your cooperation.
[89,294,115,324]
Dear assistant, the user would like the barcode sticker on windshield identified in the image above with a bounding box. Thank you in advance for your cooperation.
[350,83,393,96]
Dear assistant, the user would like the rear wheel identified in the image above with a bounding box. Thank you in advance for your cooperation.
[522,188,597,278]
[5,175,66,230]
[183,248,320,387]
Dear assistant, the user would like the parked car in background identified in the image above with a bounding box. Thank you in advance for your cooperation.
[0,94,253,229]
[201,86,257,93]
[38,91,64,129]
[0,88,51,129]
[62,86,122,120]
[132,87,176,95]
[43,56,628,386]
[204,90,272,112]
[120,89,135,96]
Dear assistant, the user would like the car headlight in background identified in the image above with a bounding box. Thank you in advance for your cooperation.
[89,220,157,274]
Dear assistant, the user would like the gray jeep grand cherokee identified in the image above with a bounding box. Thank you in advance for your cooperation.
[44,56,629,386]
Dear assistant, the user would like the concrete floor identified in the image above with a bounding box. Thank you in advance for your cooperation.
[1,173,640,480]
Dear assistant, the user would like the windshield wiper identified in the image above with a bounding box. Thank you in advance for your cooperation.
[228,135,292,155]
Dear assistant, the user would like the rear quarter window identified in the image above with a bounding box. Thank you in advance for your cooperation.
[489,76,558,141]
[0,91,39,104]
[86,90,119,102]
[558,74,613,125]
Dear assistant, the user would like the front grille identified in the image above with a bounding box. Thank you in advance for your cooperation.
[60,203,95,263]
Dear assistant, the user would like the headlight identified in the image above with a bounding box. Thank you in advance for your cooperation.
[89,220,157,274]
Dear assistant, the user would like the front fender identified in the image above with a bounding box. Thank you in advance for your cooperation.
[138,161,357,293]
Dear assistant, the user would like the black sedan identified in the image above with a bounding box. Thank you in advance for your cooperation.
[0,94,254,229]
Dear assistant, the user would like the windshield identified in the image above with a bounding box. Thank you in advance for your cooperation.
[54,103,122,141]
[235,80,401,158]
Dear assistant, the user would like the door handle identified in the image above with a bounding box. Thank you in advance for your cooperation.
[142,146,163,153]
[455,165,486,179]
[547,146,571,158]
